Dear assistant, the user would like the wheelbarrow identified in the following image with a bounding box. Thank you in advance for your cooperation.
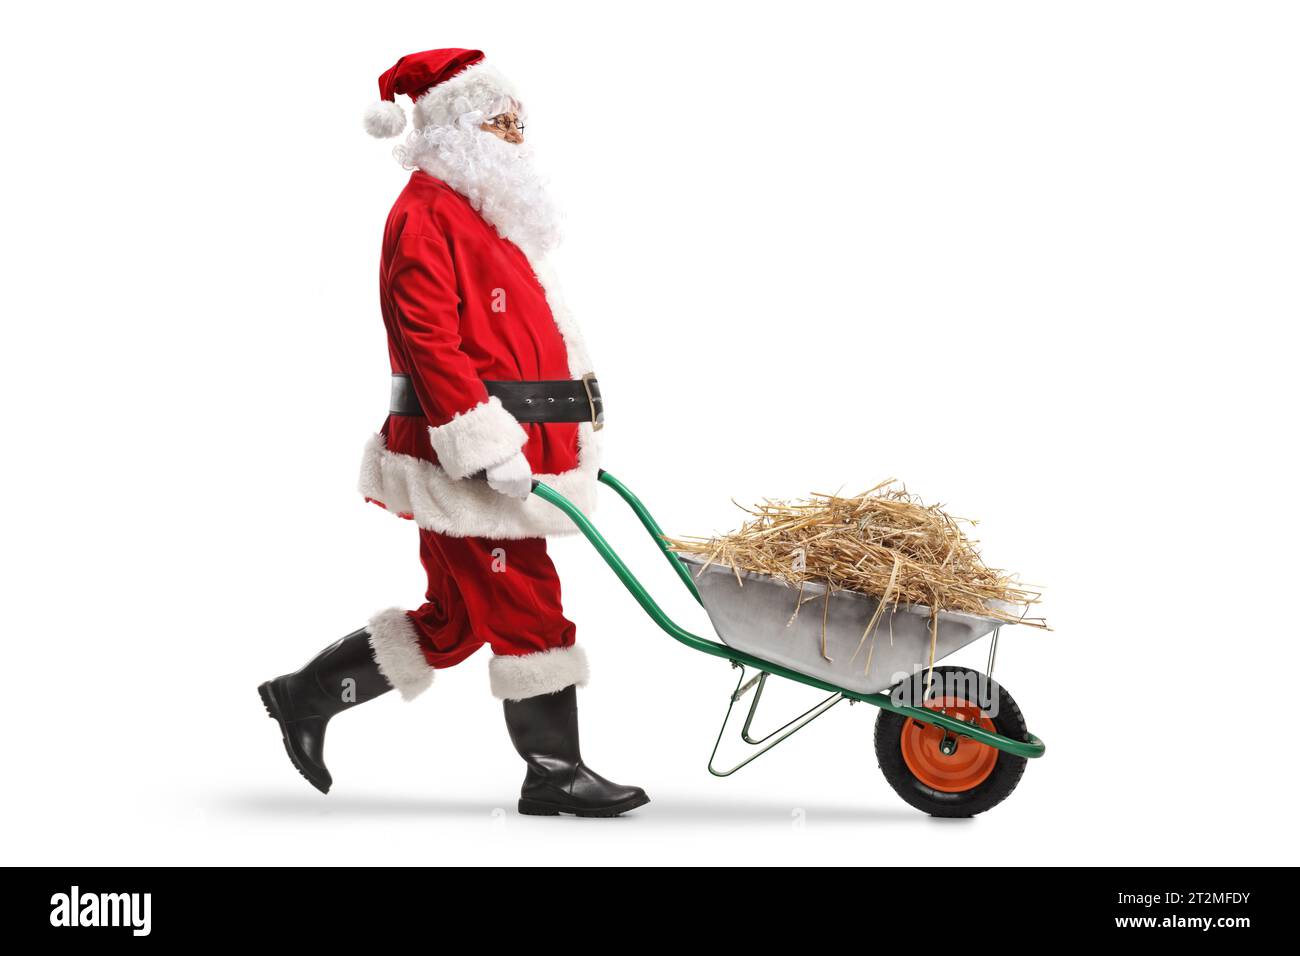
[533,470,1047,818]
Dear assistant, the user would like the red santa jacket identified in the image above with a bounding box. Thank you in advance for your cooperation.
[358,170,600,538]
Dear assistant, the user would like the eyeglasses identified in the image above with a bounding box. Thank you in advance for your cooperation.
[486,113,525,133]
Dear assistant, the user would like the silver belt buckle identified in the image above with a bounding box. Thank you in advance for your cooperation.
[581,372,603,432]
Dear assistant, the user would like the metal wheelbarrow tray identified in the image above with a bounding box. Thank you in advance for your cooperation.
[532,470,1046,818]
[686,556,1002,696]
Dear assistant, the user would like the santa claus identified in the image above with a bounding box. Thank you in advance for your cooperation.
[258,48,647,818]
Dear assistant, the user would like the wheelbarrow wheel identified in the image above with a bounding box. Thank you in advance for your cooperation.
[874,666,1028,818]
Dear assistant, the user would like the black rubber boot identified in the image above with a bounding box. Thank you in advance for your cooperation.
[258,629,392,794]
[503,684,649,817]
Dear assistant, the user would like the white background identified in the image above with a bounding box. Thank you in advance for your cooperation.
[3,1,1297,866]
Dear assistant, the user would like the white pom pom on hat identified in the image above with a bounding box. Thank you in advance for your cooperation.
[364,100,407,138]
[364,48,485,138]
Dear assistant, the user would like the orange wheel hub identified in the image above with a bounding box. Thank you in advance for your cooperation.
[900,696,999,793]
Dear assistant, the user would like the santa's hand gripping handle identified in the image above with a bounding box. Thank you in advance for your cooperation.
[485,451,532,499]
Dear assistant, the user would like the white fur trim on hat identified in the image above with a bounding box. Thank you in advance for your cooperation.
[427,396,527,480]
[364,100,407,138]
[489,645,589,701]
[412,61,520,129]
[367,608,433,701]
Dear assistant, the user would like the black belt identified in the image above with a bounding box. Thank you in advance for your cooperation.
[390,373,604,429]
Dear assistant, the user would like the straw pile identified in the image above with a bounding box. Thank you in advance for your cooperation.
[666,480,1046,671]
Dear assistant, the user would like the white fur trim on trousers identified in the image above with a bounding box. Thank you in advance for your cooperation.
[489,645,589,701]
[367,608,434,701]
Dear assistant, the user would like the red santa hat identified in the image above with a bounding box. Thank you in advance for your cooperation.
[363,48,522,138]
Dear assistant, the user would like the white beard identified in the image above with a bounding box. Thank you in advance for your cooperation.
[395,114,561,259]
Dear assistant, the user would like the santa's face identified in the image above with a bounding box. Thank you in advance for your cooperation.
[394,106,560,258]
[481,111,525,145]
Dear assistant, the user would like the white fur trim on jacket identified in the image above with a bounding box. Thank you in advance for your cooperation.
[530,259,594,377]
[427,396,527,480]
[413,62,520,130]
[489,645,589,701]
[367,608,433,701]
[358,424,601,539]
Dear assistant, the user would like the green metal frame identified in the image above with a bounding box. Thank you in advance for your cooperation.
[531,471,1046,762]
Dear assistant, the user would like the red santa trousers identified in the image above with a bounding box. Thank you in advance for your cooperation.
[365,530,589,703]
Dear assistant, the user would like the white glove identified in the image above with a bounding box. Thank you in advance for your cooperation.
[485,451,533,500]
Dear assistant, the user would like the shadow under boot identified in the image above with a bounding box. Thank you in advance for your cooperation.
[258,629,392,794]
[503,684,649,817]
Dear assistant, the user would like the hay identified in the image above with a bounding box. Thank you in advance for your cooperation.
[666,479,1047,669]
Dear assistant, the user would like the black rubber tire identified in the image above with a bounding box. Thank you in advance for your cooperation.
[874,666,1029,818]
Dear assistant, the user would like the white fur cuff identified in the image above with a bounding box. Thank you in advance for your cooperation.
[427,396,527,480]
[489,645,589,701]
[367,608,434,701]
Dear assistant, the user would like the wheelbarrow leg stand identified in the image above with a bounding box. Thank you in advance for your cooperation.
[707,664,844,777]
